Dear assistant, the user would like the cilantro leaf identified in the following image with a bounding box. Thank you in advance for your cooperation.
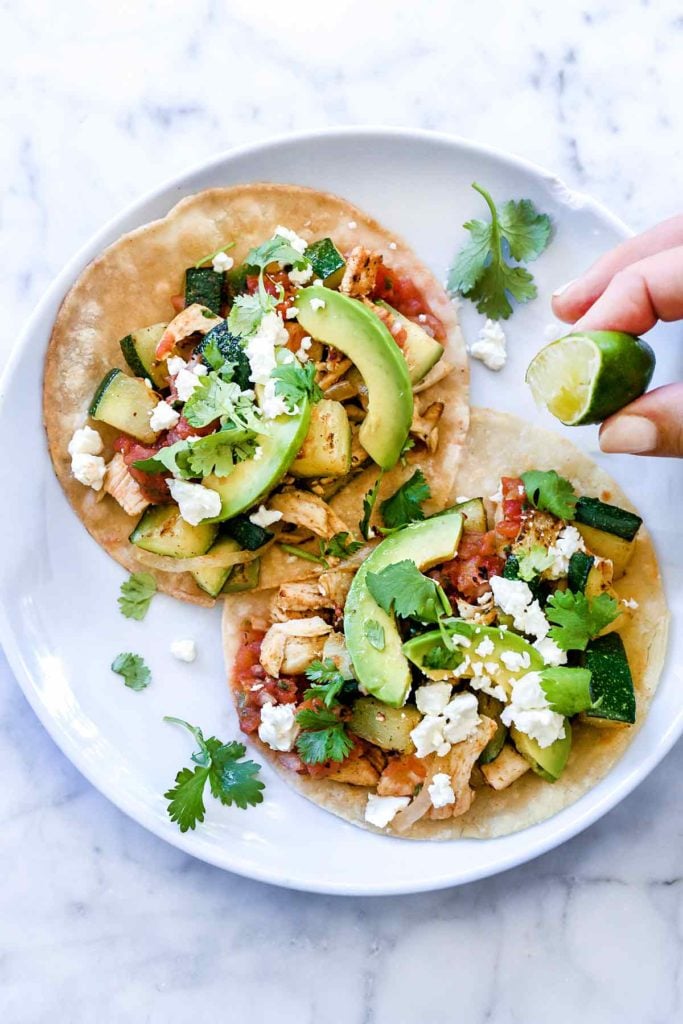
[295,705,353,764]
[272,361,322,411]
[447,182,551,320]
[118,572,157,620]
[163,718,264,831]
[303,659,346,707]
[521,470,578,520]
[227,292,269,337]
[200,335,236,378]
[186,428,257,478]
[423,643,465,671]
[365,619,385,651]
[380,469,431,529]
[323,532,363,559]
[133,439,193,479]
[516,544,554,582]
[246,236,310,273]
[367,560,451,623]
[546,591,620,651]
[111,652,151,691]
[360,472,384,540]
[183,374,243,428]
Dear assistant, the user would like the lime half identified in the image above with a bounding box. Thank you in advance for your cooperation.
[526,330,655,426]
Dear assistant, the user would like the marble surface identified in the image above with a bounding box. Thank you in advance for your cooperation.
[2,1,683,1020]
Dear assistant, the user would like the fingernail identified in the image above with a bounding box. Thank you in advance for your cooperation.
[600,416,658,454]
[552,279,576,298]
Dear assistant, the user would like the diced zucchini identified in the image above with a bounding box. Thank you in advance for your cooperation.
[130,505,218,557]
[185,266,223,314]
[89,369,159,444]
[575,523,635,580]
[224,514,272,551]
[511,722,572,782]
[223,558,261,593]
[581,632,636,726]
[119,324,168,389]
[349,696,421,753]
[224,263,249,304]
[376,301,444,384]
[291,399,352,478]
[191,537,241,596]
[574,496,642,541]
[453,497,487,533]
[196,322,251,390]
[567,551,594,592]
[305,238,346,288]
[477,694,508,765]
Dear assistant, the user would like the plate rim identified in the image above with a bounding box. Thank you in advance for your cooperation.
[3,125,678,897]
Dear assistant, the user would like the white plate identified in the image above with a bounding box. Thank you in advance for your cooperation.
[1,128,681,895]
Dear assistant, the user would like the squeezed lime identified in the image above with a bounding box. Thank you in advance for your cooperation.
[526,331,655,426]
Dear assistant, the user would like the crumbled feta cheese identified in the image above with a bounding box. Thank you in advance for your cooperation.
[469,672,507,702]
[170,638,197,663]
[428,772,456,809]
[500,649,532,673]
[285,306,298,320]
[477,592,494,607]
[144,378,153,389]
[167,355,187,377]
[310,298,326,311]
[300,335,312,350]
[475,636,495,658]
[622,598,639,610]
[261,377,292,419]
[522,601,550,640]
[245,311,289,385]
[149,400,180,432]
[347,220,357,230]
[489,576,550,639]
[489,487,503,504]
[410,715,451,758]
[388,241,397,251]
[450,633,472,648]
[68,425,103,457]
[212,251,234,273]
[501,671,566,748]
[295,347,309,363]
[547,525,585,578]
[442,692,481,744]
[533,637,567,667]
[175,363,208,402]
[470,319,507,371]
[484,661,500,676]
[289,264,313,286]
[253,446,264,462]
[312,278,323,286]
[71,453,106,490]
[168,479,221,525]
[258,702,299,752]
[249,505,283,529]
[418,314,428,324]
[364,794,410,828]
[415,682,452,715]
[274,225,308,254]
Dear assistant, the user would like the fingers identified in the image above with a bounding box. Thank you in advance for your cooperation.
[599,384,683,457]
[552,214,683,323]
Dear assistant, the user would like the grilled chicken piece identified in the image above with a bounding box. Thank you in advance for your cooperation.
[326,757,380,786]
[481,744,530,790]
[104,453,149,517]
[514,509,562,554]
[157,303,222,354]
[428,716,498,820]
[259,616,332,677]
[269,488,351,539]
[339,246,383,298]
[318,358,353,392]
[275,570,353,616]
[377,754,426,797]
[409,400,444,453]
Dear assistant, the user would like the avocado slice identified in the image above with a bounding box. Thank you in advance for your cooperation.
[295,287,413,469]
[403,622,544,684]
[203,400,311,521]
[344,513,463,707]
[510,722,572,782]
[375,301,444,383]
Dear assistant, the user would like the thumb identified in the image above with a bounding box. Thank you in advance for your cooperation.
[599,383,683,457]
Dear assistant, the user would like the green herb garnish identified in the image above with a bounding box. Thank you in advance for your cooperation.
[521,469,578,520]
[367,560,451,624]
[111,652,151,691]
[118,572,157,621]
[546,591,620,651]
[272,361,323,411]
[359,472,384,540]
[380,469,431,530]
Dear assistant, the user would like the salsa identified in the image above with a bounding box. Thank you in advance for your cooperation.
[372,265,446,342]
[431,530,505,601]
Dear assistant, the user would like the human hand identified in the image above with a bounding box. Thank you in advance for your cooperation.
[552,215,683,457]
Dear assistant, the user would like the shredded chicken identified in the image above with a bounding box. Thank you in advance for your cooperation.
[259,616,332,676]
[274,571,353,617]
[339,246,383,298]
[481,744,530,790]
[409,400,444,453]
[456,597,498,626]
[428,717,498,820]
[158,303,221,351]
[269,488,351,539]
[104,453,149,516]
[412,359,453,394]
[318,358,353,392]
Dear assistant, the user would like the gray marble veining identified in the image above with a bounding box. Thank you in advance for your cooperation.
[2,1,683,1020]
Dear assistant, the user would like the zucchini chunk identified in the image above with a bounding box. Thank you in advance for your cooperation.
[305,238,346,288]
[184,267,223,314]
[349,696,421,752]
[452,497,487,533]
[477,693,508,765]
[224,514,272,551]
[581,632,636,726]
[196,322,251,390]
[291,400,352,478]
[376,301,443,384]
[130,505,218,557]
[119,324,169,389]
[89,369,159,444]
[567,551,595,593]
[191,537,241,596]
[575,523,634,580]
[223,558,261,593]
[574,496,642,541]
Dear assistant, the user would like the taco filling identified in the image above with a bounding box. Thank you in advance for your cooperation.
[229,467,649,834]
[63,223,455,598]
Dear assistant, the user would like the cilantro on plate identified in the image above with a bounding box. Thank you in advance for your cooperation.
[164,717,264,832]
[521,469,578,520]
[118,572,157,621]
[380,469,431,530]
[448,182,552,320]
[111,652,151,691]
[366,559,451,624]
[245,236,310,274]
[134,427,257,481]
[546,590,620,651]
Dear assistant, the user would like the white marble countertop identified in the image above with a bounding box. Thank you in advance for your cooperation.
[2,1,683,1020]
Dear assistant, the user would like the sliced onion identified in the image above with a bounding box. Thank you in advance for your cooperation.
[135,538,274,574]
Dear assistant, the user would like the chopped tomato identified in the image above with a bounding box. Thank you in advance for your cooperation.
[231,630,302,735]
[432,530,505,601]
[114,436,170,504]
[165,415,215,443]
[496,476,526,541]
[377,753,426,796]
[245,270,295,318]
[371,265,446,342]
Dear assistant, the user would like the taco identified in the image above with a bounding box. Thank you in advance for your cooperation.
[223,408,668,839]
[44,183,468,605]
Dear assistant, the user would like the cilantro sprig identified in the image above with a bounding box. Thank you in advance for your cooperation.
[380,469,431,530]
[164,717,264,832]
[111,652,151,691]
[295,705,353,765]
[272,362,323,411]
[360,472,384,540]
[279,532,363,570]
[118,572,157,621]
[134,426,258,480]
[546,591,620,651]
[366,560,451,624]
[303,659,347,707]
[521,470,577,520]
[448,182,552,320]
